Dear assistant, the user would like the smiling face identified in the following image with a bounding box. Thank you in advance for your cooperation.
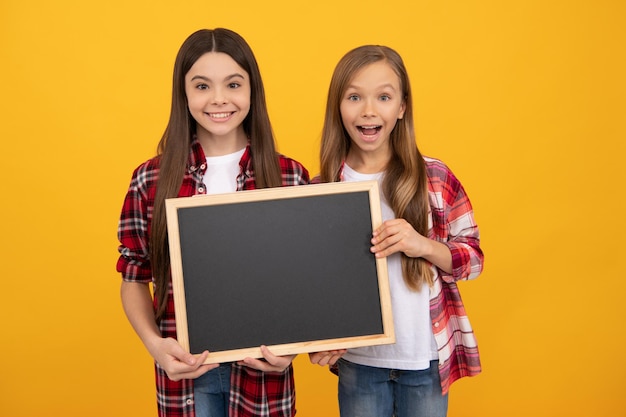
[185,52,251,154]
[340,61,406,169]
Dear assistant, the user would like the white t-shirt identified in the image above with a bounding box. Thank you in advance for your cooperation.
[341,163,438,370]
[202,148,246,194]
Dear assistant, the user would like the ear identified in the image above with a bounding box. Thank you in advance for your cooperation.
[398,100,406,120]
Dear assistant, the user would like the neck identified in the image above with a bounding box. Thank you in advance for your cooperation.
[197,127,248,157]
[346,148,391,174]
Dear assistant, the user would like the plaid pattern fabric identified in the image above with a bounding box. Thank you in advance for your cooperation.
[117,141,309,417]
[424,157,483,394]
[230,364,295,417]
[316,156,484,395]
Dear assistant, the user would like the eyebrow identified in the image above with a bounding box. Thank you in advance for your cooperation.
[190,73,246,82]
[346,82,398,91]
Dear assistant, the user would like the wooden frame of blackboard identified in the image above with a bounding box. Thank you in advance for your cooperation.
[165,180,394,364]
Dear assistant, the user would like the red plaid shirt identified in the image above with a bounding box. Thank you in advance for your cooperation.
[423,157,483,394]
[316,156,484,395]
[117,141,309,417]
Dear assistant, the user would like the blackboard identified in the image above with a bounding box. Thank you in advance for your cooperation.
[165,181,394,363]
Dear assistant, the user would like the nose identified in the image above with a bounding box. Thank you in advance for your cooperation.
[361,98,376,117]
[211,87,227,105]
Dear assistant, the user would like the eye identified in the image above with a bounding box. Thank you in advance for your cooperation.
[196,83,209,90]
[347,94,360,101]
[228,82,241,89]
[380,94,391,101]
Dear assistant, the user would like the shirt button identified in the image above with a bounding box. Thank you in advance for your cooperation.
[186,399,193,405]
[200,163,206,170]
[434,322,440,328]
[198,187,205,193]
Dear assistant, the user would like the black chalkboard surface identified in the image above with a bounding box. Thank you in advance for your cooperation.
[165,181,394,363]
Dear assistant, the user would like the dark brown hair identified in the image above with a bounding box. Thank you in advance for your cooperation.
[320,45,433,290]
[151,28,282,319]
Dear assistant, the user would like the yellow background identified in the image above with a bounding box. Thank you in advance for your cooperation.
[1,0,625,416]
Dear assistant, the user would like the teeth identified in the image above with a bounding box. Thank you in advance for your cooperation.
[209,112,232,118]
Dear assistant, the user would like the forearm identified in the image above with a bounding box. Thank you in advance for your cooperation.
[421,238,453,275]
[120,281,163,358]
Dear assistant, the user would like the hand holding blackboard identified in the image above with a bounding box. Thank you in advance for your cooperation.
[237,345,297,372]
[166,181,395,364]
[148,331,216,380]
[309,349,348,366]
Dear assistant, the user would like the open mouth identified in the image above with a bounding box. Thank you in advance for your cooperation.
[357,125,382,136]
[207,112,235,119]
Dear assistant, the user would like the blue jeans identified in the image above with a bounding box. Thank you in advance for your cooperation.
[337,359,448,417]
[194,363,231,417]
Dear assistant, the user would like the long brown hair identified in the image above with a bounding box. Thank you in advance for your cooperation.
[151,28,282,320]
[320,45,433,290]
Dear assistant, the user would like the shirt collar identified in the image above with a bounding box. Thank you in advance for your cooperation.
[239,143,253,177]
[187,139,252,175]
